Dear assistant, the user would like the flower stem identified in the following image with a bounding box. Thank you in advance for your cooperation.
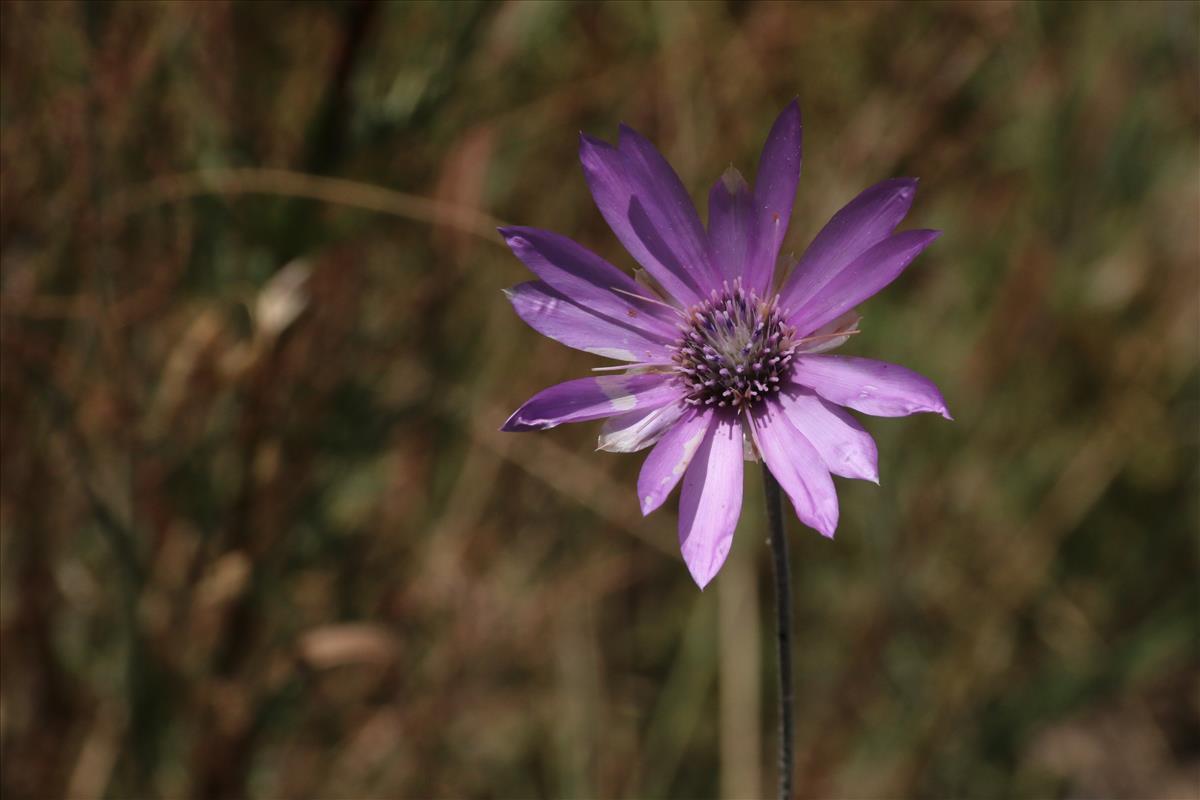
[762,464,794,800]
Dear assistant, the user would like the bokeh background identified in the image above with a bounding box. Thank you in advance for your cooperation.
[2,2,1198,798]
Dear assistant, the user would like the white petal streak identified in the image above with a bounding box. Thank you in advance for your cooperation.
[637,408,713,515]
[501,374,680,432]
[597,403,687,453]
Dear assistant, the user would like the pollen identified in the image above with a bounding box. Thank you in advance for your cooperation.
[670,281,797,410]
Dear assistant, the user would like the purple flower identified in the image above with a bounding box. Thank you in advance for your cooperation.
[500,101,950,589]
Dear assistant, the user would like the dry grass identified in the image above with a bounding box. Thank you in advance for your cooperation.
[1,2,1197,798]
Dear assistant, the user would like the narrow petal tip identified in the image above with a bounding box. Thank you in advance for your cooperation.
[501,417,554,433]
[889,177,919,203]
[690,569,714,591]
[500,409,541,432]
[578,131,613,155]
[774,98,803,135]
[682,539,731,589]
[929,388,952,420]
[811,509,839,539]
[682,548,722,589]
[720,165,749,193]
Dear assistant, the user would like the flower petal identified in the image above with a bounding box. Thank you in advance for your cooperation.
[597,402,687,453]
[791,355,951,419]
[787,229,940,336]
[637,407,713,515]
[579,134,706,306]
[778,177,920,315]
[678,413,744,588]
[749,402,839,538]
[794,309,861,354]
[502,373,682,432]
[617,124,717,290]
[777,387,878,482]
[707,167,757,286]
[505,281,673,362]
[499,226,681,333]
[748,100,802,294]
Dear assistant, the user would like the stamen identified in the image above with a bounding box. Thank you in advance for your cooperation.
[671,286,799,411]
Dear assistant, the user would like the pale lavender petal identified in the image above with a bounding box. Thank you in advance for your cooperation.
[778,177,919,314]
[678,413,744,589]
[502,373,682,432]
[791,355,951,419]
[776,387,878,482]
[597,402,687,453]
[637,407,713,515]
[617,124,717,291]
[787,229,940,336]
[579,134,705,306]
[749,403,839,538]
[505,281,673,363]
[707,167,757,286]
[794,310,861,354]
[748,100,802,294]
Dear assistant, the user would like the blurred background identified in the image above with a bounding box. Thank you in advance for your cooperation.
[2,2,1197,798]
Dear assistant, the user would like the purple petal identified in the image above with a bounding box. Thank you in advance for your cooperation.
[748,100,802,294]
[791,355,951,419]
[499,226,681,333]
[678,413,744,589]
[707,167,758,286]
[617,124,717,290]
[502,373,682,432]
[776,387,878,482]
[579,134,706,306]
[597,402,687,453]
[749,402,839,538]
[637,407,713,515]
[786,229,941,336]
[778,177,920,317]
[506,281,673,362]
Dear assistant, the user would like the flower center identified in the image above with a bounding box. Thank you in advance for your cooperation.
[671,283,797,410]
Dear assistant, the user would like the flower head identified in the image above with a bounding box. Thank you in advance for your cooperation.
[501,101,949,588]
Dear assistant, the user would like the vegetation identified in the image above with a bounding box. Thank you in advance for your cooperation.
[1,2,1196,797]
